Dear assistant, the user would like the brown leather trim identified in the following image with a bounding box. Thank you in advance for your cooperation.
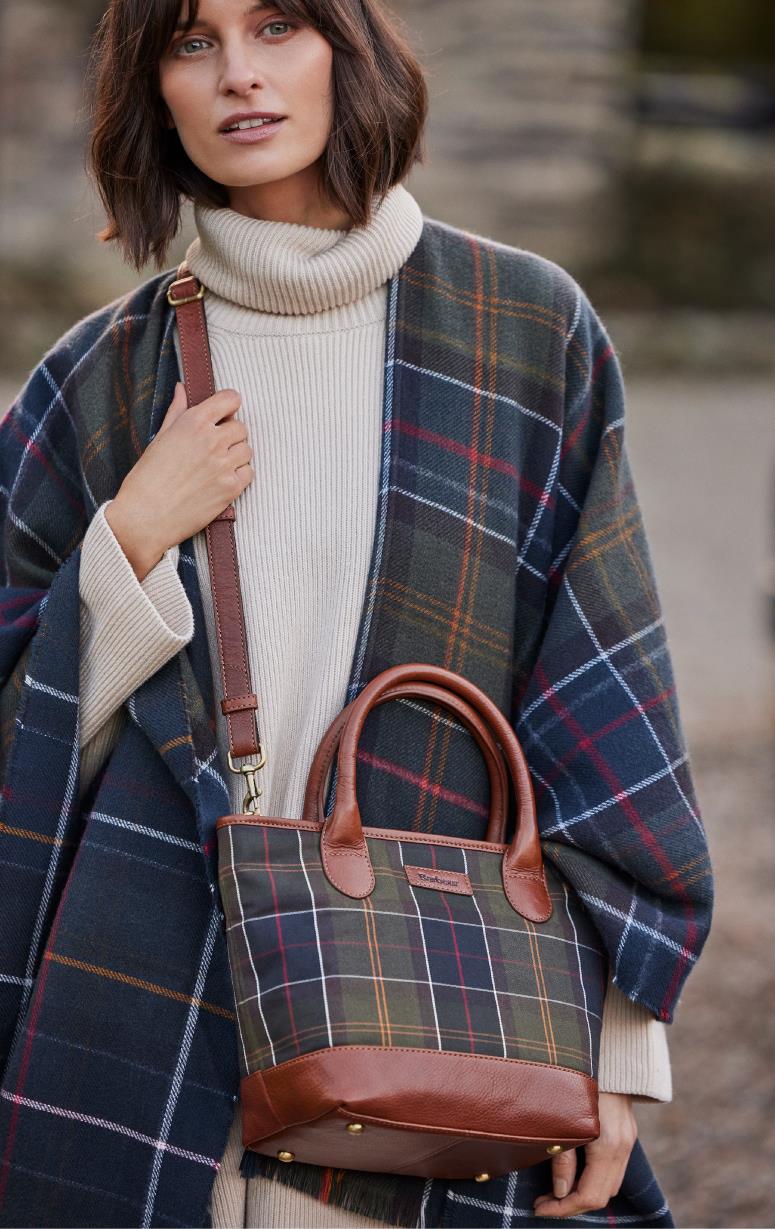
[404,865,473,895]
[301,681,510,844]
[321,664,550,915]
[241,1046,598,1180]
[172,263,265,763]
[216,813,510,854]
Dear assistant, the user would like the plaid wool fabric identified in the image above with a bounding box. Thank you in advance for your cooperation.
[0,213,712,1228]
[219,822,608,1072]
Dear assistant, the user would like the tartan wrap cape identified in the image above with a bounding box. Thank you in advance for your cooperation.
[0,213,713,1228]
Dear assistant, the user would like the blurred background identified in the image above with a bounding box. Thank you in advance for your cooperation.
[1,2,774,1225]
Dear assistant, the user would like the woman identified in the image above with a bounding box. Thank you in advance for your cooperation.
[0,1,713,1227]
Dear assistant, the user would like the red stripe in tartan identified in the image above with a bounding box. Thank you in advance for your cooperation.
[0,592,45,619]
[391,416,554,502]
[261,826,301,1057]
[238,933,590,983]
[540,686,676,789]
[0,823,84,1205]
[430,850,476,1053]
[355,747,490,818]
[532,658,699,1016]
[4,416,82,513]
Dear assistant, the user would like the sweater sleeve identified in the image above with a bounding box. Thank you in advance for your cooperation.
[596,970,672,1102]
[78,499,195,796]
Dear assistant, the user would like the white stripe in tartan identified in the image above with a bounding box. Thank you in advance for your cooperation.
[7,466,64,550]
[398,840,443,1050]
[237,975,602,1019]
[461,846,507,1058]
[395,359,563,435]
[397,456,525,529]
[345,273,398,703]
[226,902,605,957]
[0,1090,218,1167]
[515,433,561,587]
[562,879,593,1070]
[0,974,33,987]
[419,1176,434,1228]
[226,823,274,1066]
[6,712,79,1067]
[616,892,639,976]
[566,577,704,837]
[389,485,542,562]
[565,282,583,343]
[521,764,580,844]
[90,811,203,852]
[444,1188,671,1224]
[539,754,690,838]
[604,415,626,437]
[578,892,698,961]
[517,616,666,724]
[142,903,223,1226]
[7,316,149,508]
[22,674,77,704]
[296,828,333,1049]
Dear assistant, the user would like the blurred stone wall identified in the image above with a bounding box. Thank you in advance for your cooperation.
[1,0,773,382]
[0,0,639,379]
[392,0,638,270]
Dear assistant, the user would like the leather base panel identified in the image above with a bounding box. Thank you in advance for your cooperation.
[241,1046,599,1180]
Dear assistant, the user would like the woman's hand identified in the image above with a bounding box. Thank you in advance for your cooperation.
[105,382,254,581]
[533,1092,638,1219]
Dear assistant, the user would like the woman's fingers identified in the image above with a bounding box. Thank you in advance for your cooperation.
[550,1147,577,1199]
[533,1092,637,1218]
[534,1145,626,1217]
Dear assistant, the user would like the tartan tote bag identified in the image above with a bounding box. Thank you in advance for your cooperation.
[168,265,608,1186]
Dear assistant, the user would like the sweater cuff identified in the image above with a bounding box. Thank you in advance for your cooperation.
[78,499,194,748]
[597,972,673,1103]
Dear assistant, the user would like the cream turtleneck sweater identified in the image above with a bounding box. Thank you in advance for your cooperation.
[76,181,671,1228]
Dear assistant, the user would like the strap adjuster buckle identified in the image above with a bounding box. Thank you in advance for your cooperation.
[167,275,206,307]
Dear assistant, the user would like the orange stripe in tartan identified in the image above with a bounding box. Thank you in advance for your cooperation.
[377,578,510,657]
[371,588,509,673]
[361,896,392,1045]
[0,821,73,847]
[524,922,558,1064]
[377,577,511,645]
[410,239,488,838]
[400,266,591,381]
[248,1019,591,1069]
[45,951,235,1020]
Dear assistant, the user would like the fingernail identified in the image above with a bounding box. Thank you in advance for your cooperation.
[554,1178,569,1198]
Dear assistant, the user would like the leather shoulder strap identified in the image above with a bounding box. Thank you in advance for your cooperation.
[168,262,263,773]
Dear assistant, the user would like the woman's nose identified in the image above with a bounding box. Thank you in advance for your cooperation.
[218,46,264,95]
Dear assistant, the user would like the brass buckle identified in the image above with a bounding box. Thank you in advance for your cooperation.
[167,276,206,307]
[227,745,267,815]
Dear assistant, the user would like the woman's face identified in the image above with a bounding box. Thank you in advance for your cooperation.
[158,0,341,221]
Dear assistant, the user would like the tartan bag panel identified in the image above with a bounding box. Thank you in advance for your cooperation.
[217,818,608,1079]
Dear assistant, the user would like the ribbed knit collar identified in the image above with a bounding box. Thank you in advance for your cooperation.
[184,182,424,315]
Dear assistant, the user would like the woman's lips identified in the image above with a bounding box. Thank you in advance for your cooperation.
[219,118,286,144]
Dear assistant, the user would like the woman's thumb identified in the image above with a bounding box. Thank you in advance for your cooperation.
[159,381,188,432]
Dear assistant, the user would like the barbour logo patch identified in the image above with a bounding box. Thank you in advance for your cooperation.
[403,865,473,896]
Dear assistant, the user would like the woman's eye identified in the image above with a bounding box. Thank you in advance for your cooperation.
[262,21,294,37]
[172,22,294,55]
[175,37,211,55]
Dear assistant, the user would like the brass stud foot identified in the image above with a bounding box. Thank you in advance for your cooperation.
[277,1150,295,1163]
[474,1173,490,1183]
[346,1122,365,1134]
[546,1144,563,1155]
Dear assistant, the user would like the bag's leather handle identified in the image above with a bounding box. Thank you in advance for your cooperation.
[169,264,263,763]
[302,681,511,844]
[320,663,552,922]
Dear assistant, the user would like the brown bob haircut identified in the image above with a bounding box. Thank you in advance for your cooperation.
[86,0,428,271]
